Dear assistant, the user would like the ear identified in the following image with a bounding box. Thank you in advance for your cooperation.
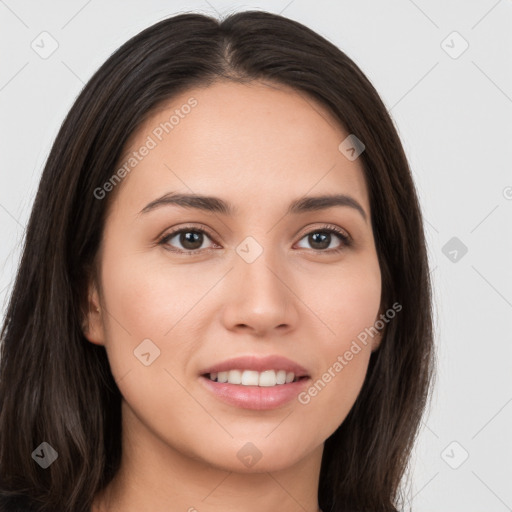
[81,280,106,346]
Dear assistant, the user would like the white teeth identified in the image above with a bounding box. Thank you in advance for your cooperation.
[259,370,276,387]
[276,370,286,385]
[228,369,242,384]
[206,369,301,386]
[241,370,259,386]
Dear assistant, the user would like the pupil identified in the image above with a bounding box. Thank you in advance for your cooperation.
[181,231,202,250]
[310,232,330,250]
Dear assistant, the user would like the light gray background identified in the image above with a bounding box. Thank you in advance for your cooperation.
[1,1,511,510]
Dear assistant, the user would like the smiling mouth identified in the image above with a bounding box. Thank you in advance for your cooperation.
[201,369,309,387]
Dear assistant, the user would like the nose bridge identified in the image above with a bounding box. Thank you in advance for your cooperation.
[237,235,286,301]
[223,235,297,333]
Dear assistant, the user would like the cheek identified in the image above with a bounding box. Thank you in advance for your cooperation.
[295,257,380,431]
[296,346,372,447]
[100,248,214,335]
[305,253,382,345]
[96,250,221,440]
[98,246,221,380]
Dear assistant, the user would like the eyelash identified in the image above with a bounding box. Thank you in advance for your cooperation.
[157,223,352,256]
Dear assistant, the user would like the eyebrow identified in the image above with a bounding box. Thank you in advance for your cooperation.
[139,192,368,222]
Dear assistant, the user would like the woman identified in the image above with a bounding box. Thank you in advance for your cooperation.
[0,10,435,512]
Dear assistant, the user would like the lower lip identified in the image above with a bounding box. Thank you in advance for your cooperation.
[199,375,310,410]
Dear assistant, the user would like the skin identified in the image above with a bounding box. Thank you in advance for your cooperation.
[85,80,383,512]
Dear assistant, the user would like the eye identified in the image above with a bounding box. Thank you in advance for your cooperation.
[295,224,352,254]
[158,223,352,255]
[158,225,218,255]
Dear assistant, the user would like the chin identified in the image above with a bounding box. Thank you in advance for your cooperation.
[200,438,314,474]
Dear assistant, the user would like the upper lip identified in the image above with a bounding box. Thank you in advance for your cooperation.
[200,355,310,378]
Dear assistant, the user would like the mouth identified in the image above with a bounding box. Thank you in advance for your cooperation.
[198,355,311,410]
[201,369,308,386]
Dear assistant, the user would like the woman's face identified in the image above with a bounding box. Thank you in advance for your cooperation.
[85,80,382,473]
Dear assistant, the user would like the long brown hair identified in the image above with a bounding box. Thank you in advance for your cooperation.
[0,10,435,512]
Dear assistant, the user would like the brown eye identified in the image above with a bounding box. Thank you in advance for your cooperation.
[296,226,351,253]
[159,227,216,254]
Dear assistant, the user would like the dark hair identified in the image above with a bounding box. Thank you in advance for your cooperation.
[0,10,435,512]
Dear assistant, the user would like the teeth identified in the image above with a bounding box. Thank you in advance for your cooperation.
[242,370,259,386]
[258,370,275,387]
[207,369,301,386]
[276,370,286,384]
[228,369,242,384]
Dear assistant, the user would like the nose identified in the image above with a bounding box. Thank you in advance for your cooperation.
[221,250,299,337]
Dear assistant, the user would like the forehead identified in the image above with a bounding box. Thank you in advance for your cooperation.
[112,80,370,217]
